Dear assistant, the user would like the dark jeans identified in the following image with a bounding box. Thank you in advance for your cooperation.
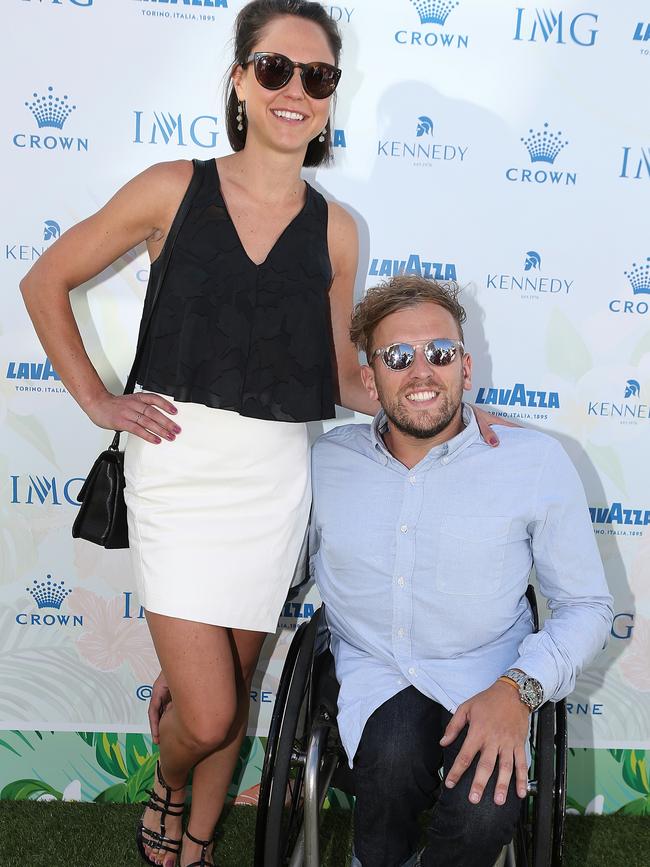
[351,686,522,867]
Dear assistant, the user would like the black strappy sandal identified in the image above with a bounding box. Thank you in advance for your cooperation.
[136,760,185,866]
[183,829,216,867]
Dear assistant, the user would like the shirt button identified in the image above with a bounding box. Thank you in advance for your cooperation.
[400,524,408,533]
[397,627,405,638]
[397,678,404,686]
[408,666,416,676]
[409,475,416,485]
[397,576,405,587]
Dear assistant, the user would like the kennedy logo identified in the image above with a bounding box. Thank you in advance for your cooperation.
[513,7,599,47]
[13,86,88,152]
[586,379,648,425]
[475,383,560,411]
[378,114,468,168]
[133,0,227,24]
[5,219,61,262]
[10,474,84,506]
[133,110,219,148]
[395,0,469,48]
[609,256,650,315]
[506,122,576,186]
[369,253,457,281]
[322,5,354,23]
[486,249,573,300]
[16,576,84,628]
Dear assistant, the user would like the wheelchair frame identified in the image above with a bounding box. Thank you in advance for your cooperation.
[255,587,567,867]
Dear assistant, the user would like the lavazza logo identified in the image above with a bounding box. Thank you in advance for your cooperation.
[474,382,560,421]
[6,357,66,394]
[5,218,60,263]
[609,256,650,315]
[587,379,648,426]
[633,20,650,56]
[513,7,599,47]
[591,501,649,538]
[133,0,228,23]
[378,114,468,168]
[13,86,88,152]
[486,249,573,300]
[368,251,457,280]
[395,0,469,49]
[16,576,83,628]
[506,122,576,186]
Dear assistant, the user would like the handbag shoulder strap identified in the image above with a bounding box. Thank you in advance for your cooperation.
[109,158,207,449]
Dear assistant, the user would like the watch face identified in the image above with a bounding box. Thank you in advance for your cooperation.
[522,678,544,709]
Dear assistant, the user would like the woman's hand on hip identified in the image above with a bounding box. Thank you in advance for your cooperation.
[85,391,181,444]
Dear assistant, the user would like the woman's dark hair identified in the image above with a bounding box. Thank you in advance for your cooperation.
[225,0,342,167]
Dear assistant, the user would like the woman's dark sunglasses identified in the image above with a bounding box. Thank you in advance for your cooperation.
[245,51,341,99]
[370,339,464,371]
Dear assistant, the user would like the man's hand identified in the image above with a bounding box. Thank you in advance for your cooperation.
[148,671,172,745]
[440,680,530,805]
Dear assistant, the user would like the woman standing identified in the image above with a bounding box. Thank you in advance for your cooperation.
[21,4,365,864]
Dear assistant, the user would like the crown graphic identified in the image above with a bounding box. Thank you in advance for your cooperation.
[26,575,72,610]
[410,0,459,26]
[625,379,640,399]
[624,257,650,295]
[25,86,76,130]
[521,123,568,164]
[524,251,541,271]
[416,116,434,137]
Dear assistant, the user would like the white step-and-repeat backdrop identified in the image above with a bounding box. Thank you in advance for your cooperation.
[1,0,648,810]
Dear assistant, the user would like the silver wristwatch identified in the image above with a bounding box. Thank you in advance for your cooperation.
[502,669,544,711]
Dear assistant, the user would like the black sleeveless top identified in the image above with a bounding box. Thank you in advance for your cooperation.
[136,159,336,422]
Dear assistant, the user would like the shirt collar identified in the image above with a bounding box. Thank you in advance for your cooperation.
[370,404,484,467]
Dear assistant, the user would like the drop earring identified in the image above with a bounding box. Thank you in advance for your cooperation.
[318,125,327,143]
[237,100,246,132]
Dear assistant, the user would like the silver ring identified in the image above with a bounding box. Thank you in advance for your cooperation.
[135,412,143,424]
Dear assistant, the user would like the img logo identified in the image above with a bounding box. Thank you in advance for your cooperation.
[5,218,61,263]
[619,147,650,181]
[16,576,84,628]
[368,253,457,280]
[133,110,219,148]
[475,383,560,420]
[378,114,468,168]
[21,0,93,5]
[587,379,648,426]
[10,474,84,506]
[506,122,576,186]
[486,249,573,300]
[609,256,650,315]
[395,0,469,49]
[513,7,599,47]
[13,86,88,152]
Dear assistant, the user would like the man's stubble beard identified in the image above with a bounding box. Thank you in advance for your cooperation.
[377,377,464,441]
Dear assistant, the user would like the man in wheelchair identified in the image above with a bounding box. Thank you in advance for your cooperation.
[309,276,613,867]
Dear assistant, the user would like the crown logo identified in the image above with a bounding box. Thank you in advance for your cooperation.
[625,380,640,399]
[25,86,76,130]
[410,0,459,26]
[521,122,568,164]
[26,575,72,609]
[416,116,434,137]
[624,257,650,295]
[524,251,541,271]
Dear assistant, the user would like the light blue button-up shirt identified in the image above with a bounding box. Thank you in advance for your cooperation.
[310,406,613,765]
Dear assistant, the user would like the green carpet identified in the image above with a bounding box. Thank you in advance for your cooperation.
[0,803,648,867]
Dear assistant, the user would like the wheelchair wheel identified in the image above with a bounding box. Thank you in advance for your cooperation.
[254,615,319,867]
[552,701,567,866]
[532,702,555,867]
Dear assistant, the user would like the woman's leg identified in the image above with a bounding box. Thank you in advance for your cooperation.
[180,627,267,866]
[141,612,242,867]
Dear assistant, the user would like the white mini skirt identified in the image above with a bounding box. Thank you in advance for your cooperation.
[123,397,310,633]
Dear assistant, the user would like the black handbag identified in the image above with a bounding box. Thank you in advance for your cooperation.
[72,159,206,548]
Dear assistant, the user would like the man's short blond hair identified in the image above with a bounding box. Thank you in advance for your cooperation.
[349,275,467,358]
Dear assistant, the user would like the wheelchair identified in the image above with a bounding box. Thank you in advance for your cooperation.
[254,586,567,867]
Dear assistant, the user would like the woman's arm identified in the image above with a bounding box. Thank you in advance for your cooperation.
[327,202,378,417]
[19,160,192,443]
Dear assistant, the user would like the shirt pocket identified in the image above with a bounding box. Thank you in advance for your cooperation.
[435,515,512,596]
